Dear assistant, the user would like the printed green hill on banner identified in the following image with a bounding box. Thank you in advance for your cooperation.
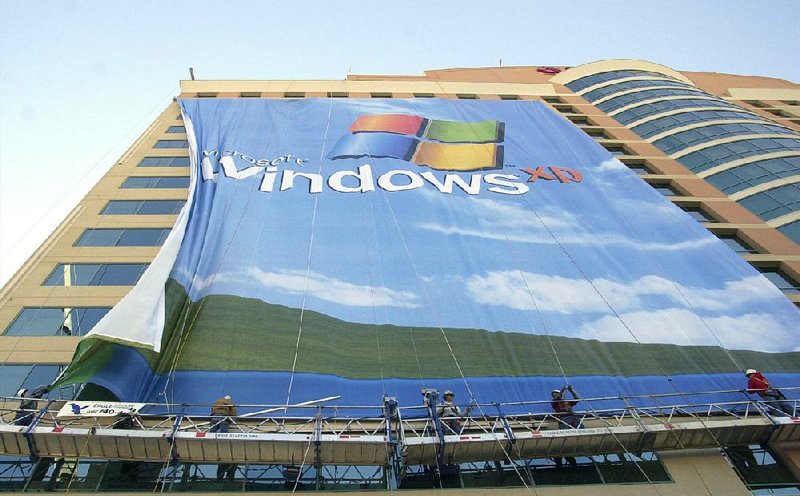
[147,280,799,378]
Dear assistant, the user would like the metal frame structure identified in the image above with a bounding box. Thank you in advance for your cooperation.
[0,388,798,491]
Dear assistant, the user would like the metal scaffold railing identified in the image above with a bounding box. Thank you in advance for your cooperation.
[0,387,798,490]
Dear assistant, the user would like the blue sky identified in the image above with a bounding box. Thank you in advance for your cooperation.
[1,0,799,286]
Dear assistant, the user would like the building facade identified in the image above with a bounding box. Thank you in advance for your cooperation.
[0,59,798,493]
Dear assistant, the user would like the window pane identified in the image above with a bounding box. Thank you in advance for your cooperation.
[117,228,170,246]
[136,200,185,214]
[0,365,61,397]
[166,126,186,133]
[138,156,190,167]
[121,176,189,189]
[43,264,147,286]
[153,139,189,149]
[74,229,124,246]
[4,307,111,336]
[100,200,141,214]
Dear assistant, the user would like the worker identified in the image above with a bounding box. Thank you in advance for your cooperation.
[13,385,51,426]
[436,390,462,433]
[210,395,238,482]
[210,395,237,433]
[551,385,582,468]
[745,369,794,416]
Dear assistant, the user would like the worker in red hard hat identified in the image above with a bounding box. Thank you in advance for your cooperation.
[745,369,794,416]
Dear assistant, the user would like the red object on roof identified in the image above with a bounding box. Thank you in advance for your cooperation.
[537,67,562,74]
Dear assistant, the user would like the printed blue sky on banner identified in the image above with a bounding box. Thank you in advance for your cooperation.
[174,98,799,354]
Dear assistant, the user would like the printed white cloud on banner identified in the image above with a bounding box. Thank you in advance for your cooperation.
[576,308,796,353]
[466,271,784,314]
[415,192,713,251]
[596,158,628,172]
[247,267,421,308]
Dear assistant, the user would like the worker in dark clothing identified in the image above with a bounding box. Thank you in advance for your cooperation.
[14,385,51,426]
[745,369,794,416]
[209,395,238,481]
[551,385,582,468]
[114,412,142,482]
[210,395,237,433]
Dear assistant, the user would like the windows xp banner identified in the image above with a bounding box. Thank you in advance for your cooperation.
[56,98,799,414]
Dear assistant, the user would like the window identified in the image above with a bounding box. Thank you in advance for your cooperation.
[43,263,148,286]
[739,183,800,221]
[196,92,217,98]
[602,144,629,156]
[456,94,477,100]
[679,138,800,174]
[705,156,800,195]
[565,69,677,92]
[153,139,189,149]
[121,176,190,189]
[370,92,392,98]
[767,109,790,117]
[166,126,185,134]
[631,109,770,139]
[653,122,798,155]
[413,93,435,98]
[284,92,305,98]
[716,233,758,253]
[499,94,519,100]
[0,365,62,398]
[542,96,563,104]
[101,200,185,215]
[758,268,800,294]
[723,445,800,493]
[744,100,768,108]
[778,221,800,245]
[4,307,110,336]
[240,92,261,98]
[327,92,348,98]
[582,128,606,141]
[553,104,575,114]
[680,205,717,222]
[649,182,679,196]
[567,115,591,126]
[582,78,695,103]
[597,87,709,113]
[74,228,170,247]
[625,163,651,175]
[615,98,742,125]
[138,156,190,167]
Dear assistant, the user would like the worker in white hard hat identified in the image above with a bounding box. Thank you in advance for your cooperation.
[13,384,51,426]
[436,390,464,433]
[745,369,794,416]
[210,394,239,481]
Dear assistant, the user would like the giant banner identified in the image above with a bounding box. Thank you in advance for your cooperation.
[57,99,799,413]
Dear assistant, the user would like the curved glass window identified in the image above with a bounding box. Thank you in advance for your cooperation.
[615,98,742,125]
[565,70,677,92]
[738,183,800,221]
[598,88,710,113]
[778,220,800,244]
[632,110,768,138]
[654,123,798,155]
[583,79,694,102]
[679,138,800,173]
[705,156,800,194]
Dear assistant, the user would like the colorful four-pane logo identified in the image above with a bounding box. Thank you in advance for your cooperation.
[328,114,505,172]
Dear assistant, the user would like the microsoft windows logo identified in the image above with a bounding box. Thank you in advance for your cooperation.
[328,114,505,172]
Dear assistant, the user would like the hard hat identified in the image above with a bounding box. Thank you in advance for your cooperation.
[17,388,27,397]
[224,395,231,400]
[443,390,454,396]
[552,389,562,394]
[745,369,757,376]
